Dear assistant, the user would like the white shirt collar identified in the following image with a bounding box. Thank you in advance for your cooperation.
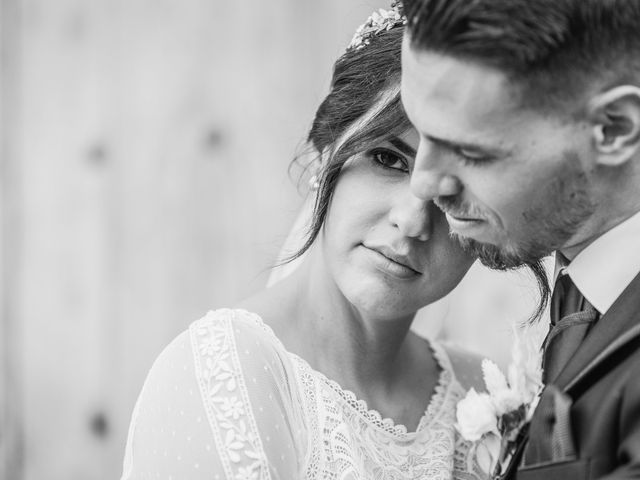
[560,210,640,315]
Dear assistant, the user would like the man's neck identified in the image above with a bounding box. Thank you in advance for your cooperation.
[560,209,640,261]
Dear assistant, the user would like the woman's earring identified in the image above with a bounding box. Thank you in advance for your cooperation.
[308,161,322,191]
[308,150,328,192]
[308,173,320,191]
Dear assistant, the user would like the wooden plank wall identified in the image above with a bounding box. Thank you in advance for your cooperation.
[1,0,24,477]
[2,1,392,479]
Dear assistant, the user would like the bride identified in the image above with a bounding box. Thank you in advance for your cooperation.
[121,4,488,479]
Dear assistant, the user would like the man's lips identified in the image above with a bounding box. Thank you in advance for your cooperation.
[442,209,483,222]
[449,215,482,222]
[445,212,486,234]
[434,199,484,222]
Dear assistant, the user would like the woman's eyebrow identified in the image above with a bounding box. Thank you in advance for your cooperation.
[389,137,417,157]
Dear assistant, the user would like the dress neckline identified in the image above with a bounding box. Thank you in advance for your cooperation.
[221,308,455,438]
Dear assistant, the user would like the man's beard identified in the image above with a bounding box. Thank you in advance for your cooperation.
[452,235,531,270]
[437,152,597,271]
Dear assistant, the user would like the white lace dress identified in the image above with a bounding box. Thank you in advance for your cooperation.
[121,309,484,480]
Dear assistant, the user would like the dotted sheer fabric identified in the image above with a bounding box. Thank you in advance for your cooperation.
[121,309,485,480]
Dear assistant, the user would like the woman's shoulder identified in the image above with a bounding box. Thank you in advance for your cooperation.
[140,309,282,386]
[124,308,310,480]
[191,307,270,328]
[142,308,300,415]
[189,308,290,361]
[190,308,277,337]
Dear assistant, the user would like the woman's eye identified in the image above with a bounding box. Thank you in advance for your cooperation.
[371,149,409,173]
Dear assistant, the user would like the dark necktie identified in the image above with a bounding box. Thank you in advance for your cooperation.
[542,273,599,384]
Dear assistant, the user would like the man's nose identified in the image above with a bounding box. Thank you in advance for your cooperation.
[410,139,462,200]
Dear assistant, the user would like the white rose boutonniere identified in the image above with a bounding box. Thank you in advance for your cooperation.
[455,388,498,441]
[456,326,544,478]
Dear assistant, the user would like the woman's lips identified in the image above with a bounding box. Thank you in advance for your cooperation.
[361,245,422,279]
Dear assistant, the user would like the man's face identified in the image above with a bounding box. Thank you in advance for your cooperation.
[400,37,597,267]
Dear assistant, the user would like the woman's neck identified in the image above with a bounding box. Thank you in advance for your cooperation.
[237,249,438,428]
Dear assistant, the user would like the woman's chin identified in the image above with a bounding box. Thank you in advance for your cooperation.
[342,281,423,320]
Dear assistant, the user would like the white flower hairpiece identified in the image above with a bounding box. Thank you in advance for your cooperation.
[348,2,407,52]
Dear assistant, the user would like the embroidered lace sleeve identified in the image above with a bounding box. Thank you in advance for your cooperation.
[121,309,308,480]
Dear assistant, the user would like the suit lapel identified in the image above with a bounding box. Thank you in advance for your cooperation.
[554,270,640,392]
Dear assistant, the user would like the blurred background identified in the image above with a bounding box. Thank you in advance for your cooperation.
[0,1,550,479]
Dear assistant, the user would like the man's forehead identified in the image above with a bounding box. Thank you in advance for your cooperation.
[401,42,523,149]
[402,44,516,113]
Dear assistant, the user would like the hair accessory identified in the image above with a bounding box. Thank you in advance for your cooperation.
[348,2,407,52]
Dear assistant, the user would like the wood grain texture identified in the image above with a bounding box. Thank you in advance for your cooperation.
[1,0,25,477]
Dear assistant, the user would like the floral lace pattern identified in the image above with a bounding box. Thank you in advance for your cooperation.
[289,338,474,479]
[190,309,483,480]
[192,312,269,480]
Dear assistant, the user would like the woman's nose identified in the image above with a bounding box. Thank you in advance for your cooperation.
[388,192,432,241]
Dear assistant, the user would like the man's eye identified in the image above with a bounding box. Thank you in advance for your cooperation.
[370,149,409,172]
[456,148,490,164]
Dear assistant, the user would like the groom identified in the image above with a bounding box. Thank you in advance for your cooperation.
[400,0,640,479]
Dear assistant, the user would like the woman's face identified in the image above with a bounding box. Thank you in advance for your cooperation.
[321,127,475,319]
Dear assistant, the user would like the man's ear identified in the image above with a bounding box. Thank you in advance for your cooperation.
[588,86,640,166]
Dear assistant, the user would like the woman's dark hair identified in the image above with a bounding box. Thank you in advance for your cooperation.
[287,26,411,262]
[527,260,551,325]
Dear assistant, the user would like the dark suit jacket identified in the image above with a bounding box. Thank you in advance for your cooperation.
[512,271,640,480]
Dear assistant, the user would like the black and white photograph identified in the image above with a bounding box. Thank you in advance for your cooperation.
[1,1,639,479]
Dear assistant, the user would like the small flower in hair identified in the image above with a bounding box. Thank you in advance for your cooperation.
[348,2,407,52]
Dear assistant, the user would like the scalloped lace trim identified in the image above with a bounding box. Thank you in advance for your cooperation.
[295,339,453,437]
[223,307,453,437]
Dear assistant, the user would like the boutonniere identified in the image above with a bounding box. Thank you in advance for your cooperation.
[455,327,545,478]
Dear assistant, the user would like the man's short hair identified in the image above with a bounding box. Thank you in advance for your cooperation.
[403,0,640,113]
